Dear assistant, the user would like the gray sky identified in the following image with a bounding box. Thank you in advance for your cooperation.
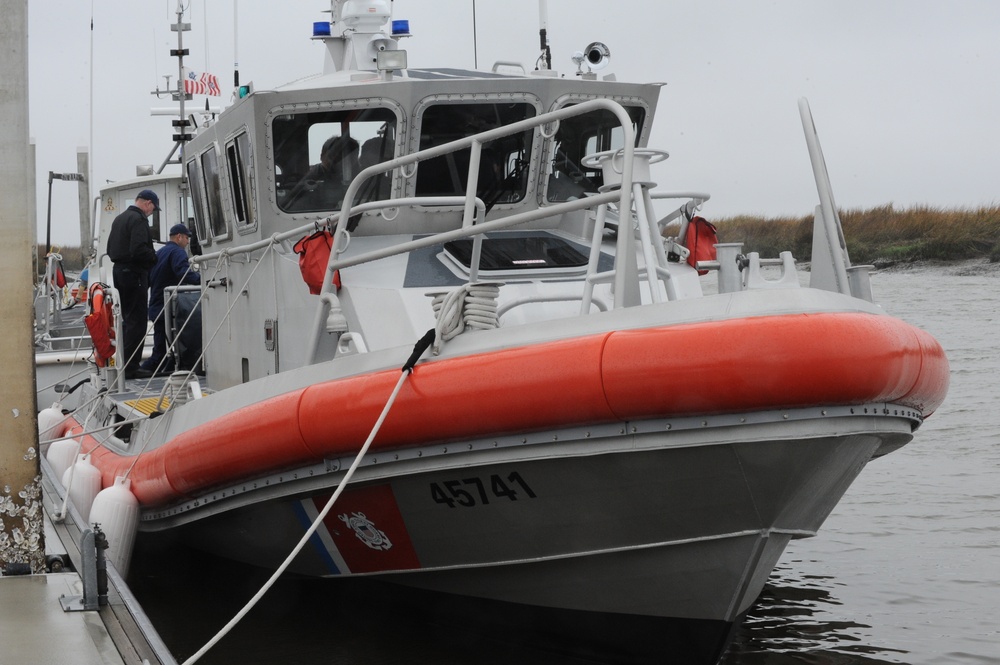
[29,0,1000,245]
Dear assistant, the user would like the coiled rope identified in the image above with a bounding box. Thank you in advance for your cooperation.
[430,282,500,353]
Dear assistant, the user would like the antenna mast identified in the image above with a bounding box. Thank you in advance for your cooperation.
[537,0,551,70]
[164,0,194,174]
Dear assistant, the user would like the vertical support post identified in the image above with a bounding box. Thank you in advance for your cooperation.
[28,141,37,281]
[798,98,851,295]
[60,530,99,611]
[77,148,91,257]
[612,163,640,307]
[0,0,44,574]
[45,171,54,254]
[715,243,744,294]
[631,181,663,303]
[465,140,483,283]
[579,203,607,314]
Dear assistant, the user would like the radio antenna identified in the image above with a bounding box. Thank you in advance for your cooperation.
[472,1,479,69]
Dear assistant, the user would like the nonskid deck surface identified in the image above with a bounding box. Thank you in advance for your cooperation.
[107,372,210,417]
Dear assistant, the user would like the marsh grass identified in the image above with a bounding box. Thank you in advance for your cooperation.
[702,204,1000,266]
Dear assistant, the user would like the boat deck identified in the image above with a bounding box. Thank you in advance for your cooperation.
[110,372,211,418]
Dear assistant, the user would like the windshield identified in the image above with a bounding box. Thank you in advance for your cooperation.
[546,105,646,202]
[415,102,536,210]
[272,107,397,213]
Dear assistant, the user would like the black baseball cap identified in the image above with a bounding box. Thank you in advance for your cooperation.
[137,189,160,211]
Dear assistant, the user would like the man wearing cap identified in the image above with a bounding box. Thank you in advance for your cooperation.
[140,223,201,375]
[106,189,159,378]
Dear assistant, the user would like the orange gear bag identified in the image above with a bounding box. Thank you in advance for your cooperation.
[685,216,718,276]
[293,230,341,295]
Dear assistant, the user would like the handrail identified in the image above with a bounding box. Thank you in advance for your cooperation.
[305,99,637,363]
[180,101,712,371]
[326,191,622,272]
[192,196,486,265]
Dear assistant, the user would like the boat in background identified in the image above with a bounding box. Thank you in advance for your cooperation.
[38,2,948,662]
[34,251,94,407]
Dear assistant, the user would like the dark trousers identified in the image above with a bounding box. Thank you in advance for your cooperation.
[141,315,170,373]
[112,264,149,374]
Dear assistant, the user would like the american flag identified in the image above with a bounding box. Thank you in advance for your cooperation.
[183,68,221,96]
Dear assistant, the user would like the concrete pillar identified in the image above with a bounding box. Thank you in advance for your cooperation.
[0,0,45,574]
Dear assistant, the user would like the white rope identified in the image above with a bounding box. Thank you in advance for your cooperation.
[430,282,500,353]
[181,366,415,665]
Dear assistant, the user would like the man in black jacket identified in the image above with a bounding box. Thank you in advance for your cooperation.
[106,189,159,378]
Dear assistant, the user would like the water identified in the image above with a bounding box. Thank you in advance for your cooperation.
[130,262,1000,664]
[723,262,1000,664]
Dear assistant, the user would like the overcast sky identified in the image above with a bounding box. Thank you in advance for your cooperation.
[28,0,1000,245]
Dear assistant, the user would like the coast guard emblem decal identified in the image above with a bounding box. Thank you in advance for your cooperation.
[339,511,393,551]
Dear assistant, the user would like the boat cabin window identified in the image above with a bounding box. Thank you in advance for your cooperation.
[179,192,202,255]
[201,148,228,239]
[415,103,535,208]
[226,130,256,232]
[185,159,210,245]
[187,147,229,243]
[272,108,397,213]
[546,105,646,202]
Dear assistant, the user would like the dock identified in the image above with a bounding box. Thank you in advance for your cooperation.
[0,1,172,661]
[0,458,176,665]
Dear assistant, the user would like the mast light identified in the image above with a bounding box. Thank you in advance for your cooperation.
[391,19,410,37]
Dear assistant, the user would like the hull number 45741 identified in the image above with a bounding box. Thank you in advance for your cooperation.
[429,472,536,508]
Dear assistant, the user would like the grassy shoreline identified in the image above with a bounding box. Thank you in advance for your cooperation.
[704,204,1000,267]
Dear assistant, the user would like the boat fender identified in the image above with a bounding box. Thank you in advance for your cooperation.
[38,403,70,440]
[46,437,79,479]
[88,476,139,577]
[293,230,342,295]
[685,216,718,275]
[62,453,103,523]
[83,283,116,367]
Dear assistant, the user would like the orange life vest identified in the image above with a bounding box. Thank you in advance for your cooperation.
[84,283,116,367]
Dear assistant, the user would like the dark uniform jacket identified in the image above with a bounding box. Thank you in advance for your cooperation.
[148,241,200,319]
[106,205,157,272]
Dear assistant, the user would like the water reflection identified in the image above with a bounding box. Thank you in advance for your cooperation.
[721,563,910,664]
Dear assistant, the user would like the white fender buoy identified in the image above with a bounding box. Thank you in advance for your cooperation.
[62,454,102,523]
[46,437,80,480]
[89,476,139,577]
[38,403,69,440]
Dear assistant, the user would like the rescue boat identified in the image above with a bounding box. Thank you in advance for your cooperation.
[39,2,949,662]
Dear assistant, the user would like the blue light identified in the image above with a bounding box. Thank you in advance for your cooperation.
[391,19,410,36]
[313,21,331,37]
